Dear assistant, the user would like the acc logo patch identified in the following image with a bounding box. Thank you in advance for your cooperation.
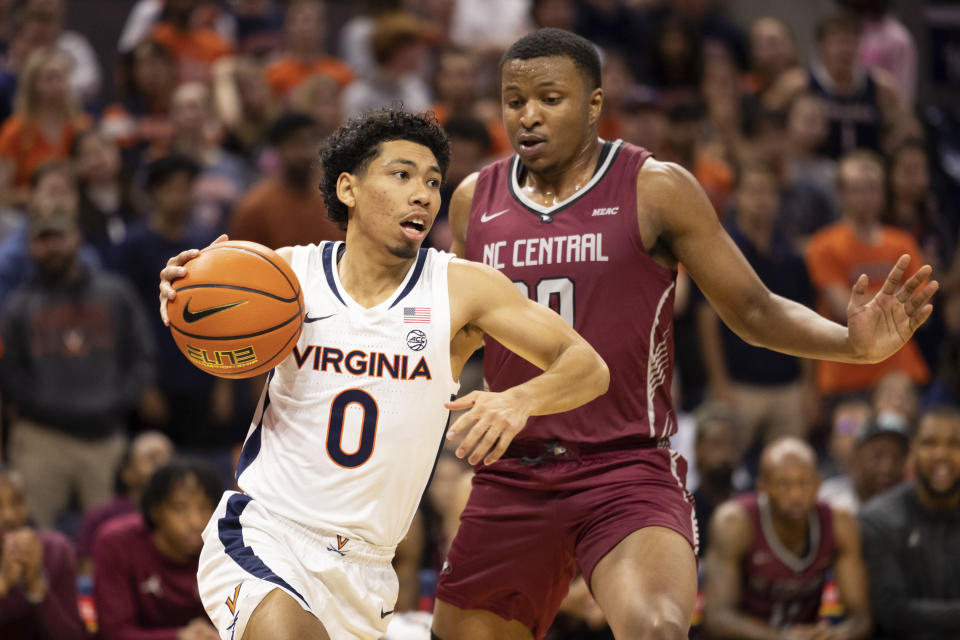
[406,329,427,351]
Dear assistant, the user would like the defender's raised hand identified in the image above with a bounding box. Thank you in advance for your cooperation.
[847,254,938,363]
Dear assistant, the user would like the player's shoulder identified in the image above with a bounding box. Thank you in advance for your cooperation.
[636,157,700,195]
[709,498,753,551]
[94,512,146,550]
[858,482,913,531]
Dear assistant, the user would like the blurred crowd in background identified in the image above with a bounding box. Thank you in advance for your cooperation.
[0,0,958,638]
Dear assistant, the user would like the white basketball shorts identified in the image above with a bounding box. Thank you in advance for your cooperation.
[197,491,399,640]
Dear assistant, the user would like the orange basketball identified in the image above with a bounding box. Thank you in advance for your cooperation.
[167,240,304,379]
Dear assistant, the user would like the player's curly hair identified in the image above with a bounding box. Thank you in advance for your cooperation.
[319,107,451,231]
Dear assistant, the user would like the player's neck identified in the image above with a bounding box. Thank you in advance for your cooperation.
[519,137,604,207]
[769,513,810,556]
[337,234,419,308]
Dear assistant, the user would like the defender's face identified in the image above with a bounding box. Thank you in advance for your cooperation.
[501,56,601,176]
[346,139,442,260]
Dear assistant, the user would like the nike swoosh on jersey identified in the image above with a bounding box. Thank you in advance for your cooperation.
[480,209,509,223]
[304,313,336,323]
[380,608,393,619]
[182,299,247,323]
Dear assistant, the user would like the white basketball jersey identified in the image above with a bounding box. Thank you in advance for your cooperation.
[235,241,460,548]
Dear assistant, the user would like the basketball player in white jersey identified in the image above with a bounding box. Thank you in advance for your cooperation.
[157,108,609,640]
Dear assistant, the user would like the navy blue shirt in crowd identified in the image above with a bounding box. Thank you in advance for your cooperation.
[697,221,815,386]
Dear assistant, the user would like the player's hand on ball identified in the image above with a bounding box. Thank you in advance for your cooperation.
[847,254,938,363]
[158,234,229,326]
[445,389,534,465]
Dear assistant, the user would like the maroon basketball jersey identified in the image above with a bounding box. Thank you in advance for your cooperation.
[465,140,677,444]
[738,493,836,627]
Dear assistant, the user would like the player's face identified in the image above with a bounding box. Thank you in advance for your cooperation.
[912,414,960,498]
[345,139,442,260]
[0,475,28,536]
[760,460,820,523]
[501,56,602,176]
[152,475,215,560]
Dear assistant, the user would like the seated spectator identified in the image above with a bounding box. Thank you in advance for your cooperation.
[101,39,177,157]
[155,81,252,235]
[805,150,929,397]
[343,11,432,118]
[212,55,281,165]
[765,12,904,159]
[0,465,86,639]
[744,16,798,97]
[288,72,344,140]
[231,0,283,58]
[74,431,175,575]
[228,112,343,249]
[872,368,919,428]
[264,0,353,101]
[697,161,817,446]
[925,289,960,409]
[432,115,490,249]
[149,0,233,82]
[94,459,222,640]
[111,154,233,454]
[25,0,102,104]
[840,0,918,104]
[0,175,154,528]
[618,87,668,155]
[71,130,142,264]
[858,406,960,639]
[819,414,909,513]
[703,438,870,639]
[823,398,873,478]
[0,46,89,206]
[690,403,745,555]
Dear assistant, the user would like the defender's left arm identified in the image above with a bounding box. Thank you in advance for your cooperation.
[831,509,872,640]
[640,159,937,364]
[446,259,609,465]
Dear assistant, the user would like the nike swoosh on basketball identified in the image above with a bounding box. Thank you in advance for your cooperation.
[182,299,247,323]
[480,209,509,223]
[304,313,336,323]
[380,608,393,619]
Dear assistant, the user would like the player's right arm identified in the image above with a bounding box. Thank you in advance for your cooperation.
[704,501,807,640]
[447,172,478,259]
[446,259,609,465]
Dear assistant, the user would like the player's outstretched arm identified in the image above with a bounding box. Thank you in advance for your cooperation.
[446,259,609,465]
[641,160,938,364]
[829,509,872,640]
[702,502,784,640]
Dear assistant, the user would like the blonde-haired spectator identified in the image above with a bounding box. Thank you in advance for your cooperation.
[0,46,89,206]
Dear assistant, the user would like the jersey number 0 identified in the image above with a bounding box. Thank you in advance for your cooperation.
[326,389,378,468]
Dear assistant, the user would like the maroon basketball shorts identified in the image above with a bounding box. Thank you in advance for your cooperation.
[434,445,699,638]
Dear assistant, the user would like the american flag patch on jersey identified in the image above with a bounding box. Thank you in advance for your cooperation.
[404,307,430,323]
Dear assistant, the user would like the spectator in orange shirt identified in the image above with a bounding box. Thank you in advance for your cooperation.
[0,46,88,207]
[264,0,353,101]
[806,150,929,396]
[150,0,233,82]
[229,112,343,249]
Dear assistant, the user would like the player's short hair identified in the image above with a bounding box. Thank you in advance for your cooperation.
[500,28,601,90]
[319,107,450,231]
[140,458,222,530]
[145,154,200,192]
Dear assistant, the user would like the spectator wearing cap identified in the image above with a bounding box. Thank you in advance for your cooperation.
[859,406,960,639]
[0,168,153,529]
[94,459,222,640]
[228,112,344,250]
[263,0,353,101]
[431,115,490,250]
[110,154,233,456]
[820,413,910,513]
[342,11,432,118]
[618,86,668,155]
[0,465,86,640]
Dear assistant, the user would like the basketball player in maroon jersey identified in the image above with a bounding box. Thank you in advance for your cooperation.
[432,29,935,639]
[702,438,870,639]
